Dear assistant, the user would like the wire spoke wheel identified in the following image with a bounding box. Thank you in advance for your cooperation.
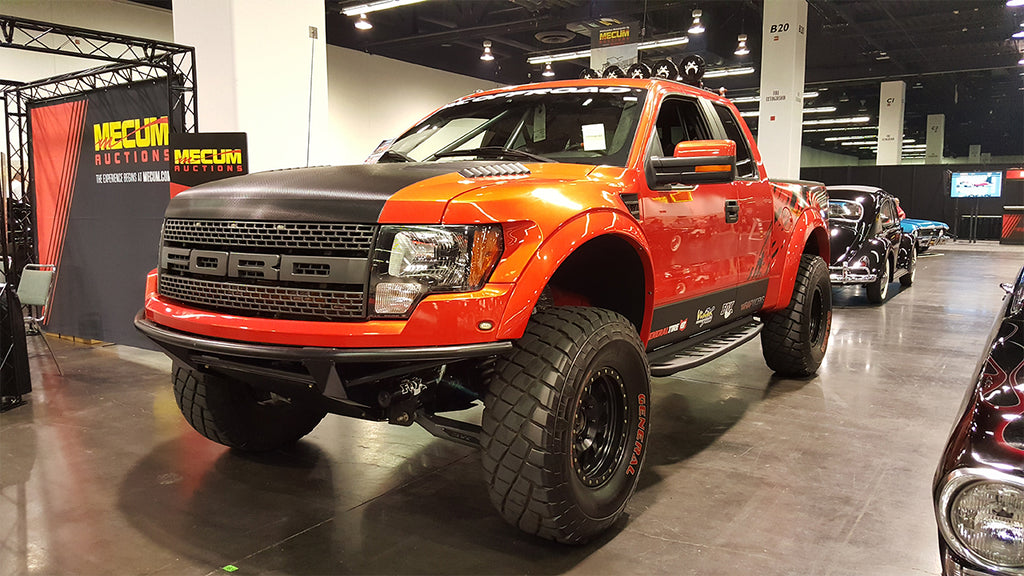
[572,368,627,488]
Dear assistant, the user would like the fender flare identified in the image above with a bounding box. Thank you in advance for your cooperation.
[764,212,829,311]
[495,210,655,341]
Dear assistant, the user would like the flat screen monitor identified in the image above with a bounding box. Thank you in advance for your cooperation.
[951,171,1003,198]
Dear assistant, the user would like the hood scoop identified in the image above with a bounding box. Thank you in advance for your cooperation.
[458,163,531,179]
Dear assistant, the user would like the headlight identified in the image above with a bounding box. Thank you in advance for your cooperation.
[371,225,503,317]
[937,469,1024,572]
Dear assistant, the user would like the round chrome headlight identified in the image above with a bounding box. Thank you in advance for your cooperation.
[938,469,1024,573]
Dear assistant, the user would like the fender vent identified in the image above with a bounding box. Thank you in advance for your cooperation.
[458,163,531,178]
[620,193,640,219]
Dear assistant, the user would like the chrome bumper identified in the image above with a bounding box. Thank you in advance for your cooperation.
[829,265,877,285]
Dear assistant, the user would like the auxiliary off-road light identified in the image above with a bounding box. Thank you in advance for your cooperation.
[371,225,503,317]
[950,481,1024,568]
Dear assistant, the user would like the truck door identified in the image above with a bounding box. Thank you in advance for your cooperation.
[640,95,740,348]
[708,101,773,313]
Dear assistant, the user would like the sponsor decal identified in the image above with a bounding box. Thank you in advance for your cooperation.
[626,393,647,476]
[740,295,766,312]
[721,300,735,319]
[169,132,248,188]
[173,148,244,173]
[695,305,715,327]
[649,318,687,339]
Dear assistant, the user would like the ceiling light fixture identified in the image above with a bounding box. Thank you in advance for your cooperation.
[526,34,689,65]
[740,105,837,118]
[689,9,706,34]
[354,13,373,30]
[542,62,555,77]
[637,36,690,49]
[1008,0,1024,7]
[803,116,872,126]
[480,40,494,62]
[734,34,750,56]
[704,66,755,78]
[342,0,428,16]
[1013,23,1024,39]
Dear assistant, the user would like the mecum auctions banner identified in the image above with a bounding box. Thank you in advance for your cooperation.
[29,78,172,348]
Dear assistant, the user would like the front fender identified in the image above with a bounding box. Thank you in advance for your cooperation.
[764,211,829,311]
[495,210,654,341]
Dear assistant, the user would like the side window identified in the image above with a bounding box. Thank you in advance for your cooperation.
[879,201,895,227]
[712,103,757,179]
[649,98,712,158]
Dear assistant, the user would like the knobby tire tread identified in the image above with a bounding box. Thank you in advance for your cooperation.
[760,255,830,377]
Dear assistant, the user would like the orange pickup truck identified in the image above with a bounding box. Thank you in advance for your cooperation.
[136,77,830,543]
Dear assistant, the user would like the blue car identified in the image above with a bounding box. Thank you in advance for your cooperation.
[901,218,950,252]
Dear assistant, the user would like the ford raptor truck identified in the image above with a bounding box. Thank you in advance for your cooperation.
[135,77,831,544]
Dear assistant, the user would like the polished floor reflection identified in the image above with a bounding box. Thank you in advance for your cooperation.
[1,242,1021,575]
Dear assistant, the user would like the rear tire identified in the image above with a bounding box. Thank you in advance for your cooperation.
[760,255,832,377]
[866,254,891,304]
[173,364,326,452]
[900,247,917,287]
[481,307,650,544]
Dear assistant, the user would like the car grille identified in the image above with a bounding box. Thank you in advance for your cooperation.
[158,219,375,321]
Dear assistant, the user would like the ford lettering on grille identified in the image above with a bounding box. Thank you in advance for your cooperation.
[160,247,366,284]
[157,219,375,321]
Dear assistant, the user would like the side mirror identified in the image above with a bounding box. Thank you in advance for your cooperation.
[649,139,737,186]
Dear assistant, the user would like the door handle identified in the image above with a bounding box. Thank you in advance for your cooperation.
[725,200,740,224]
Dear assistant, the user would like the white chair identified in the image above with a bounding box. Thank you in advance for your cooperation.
[17,263,62,375]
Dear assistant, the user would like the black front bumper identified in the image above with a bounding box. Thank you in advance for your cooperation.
[134,310,512,418]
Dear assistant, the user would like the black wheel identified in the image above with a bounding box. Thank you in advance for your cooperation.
[761,254,832,377]
[866,254,891,304]
[173,364,326,452]
[481,307,650,544]
[900,247,917,287]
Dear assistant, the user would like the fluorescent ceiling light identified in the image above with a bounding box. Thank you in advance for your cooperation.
[1008,0,1024,7]
[637,36,690,49]
[803,116,871,125]
[704,66,755,78]
[835,137,916,145]
[342,0,428,16]
[804,126,878,133]
[741,106,836,118]
[824,135,874,142]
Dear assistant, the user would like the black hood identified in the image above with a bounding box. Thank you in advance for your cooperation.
[165,162,483,223]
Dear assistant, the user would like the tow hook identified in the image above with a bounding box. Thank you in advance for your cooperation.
[379,376,429,426]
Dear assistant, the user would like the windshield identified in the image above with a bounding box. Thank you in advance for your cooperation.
[382,86,648,167]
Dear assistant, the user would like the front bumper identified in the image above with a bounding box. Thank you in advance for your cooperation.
[829,265,877,285]
[135,310,512,418]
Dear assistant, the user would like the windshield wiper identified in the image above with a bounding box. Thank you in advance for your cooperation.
[377,149,413,163]
[431,146,552,163]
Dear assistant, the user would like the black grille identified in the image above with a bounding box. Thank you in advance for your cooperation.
[162,219,375,255]
[158,218,373,321]
[159,275,364,321]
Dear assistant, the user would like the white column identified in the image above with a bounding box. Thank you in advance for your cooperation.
[925,114,944,164]
[756,0,808,179]
[876,80,905,166]
[173,0,328,172]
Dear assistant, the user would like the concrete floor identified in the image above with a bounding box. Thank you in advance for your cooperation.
[1,241,1021,576]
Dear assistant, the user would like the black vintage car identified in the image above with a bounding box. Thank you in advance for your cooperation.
[933,266,1024,575]
[827,185,917,304]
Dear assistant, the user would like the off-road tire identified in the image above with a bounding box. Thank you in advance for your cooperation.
[900,247,917,287]
[866,253,891,304]
[761,254,832,377]
[173,364,326,452]
[481,307,650,544]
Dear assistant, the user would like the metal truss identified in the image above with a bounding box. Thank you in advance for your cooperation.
[0,15,197,284]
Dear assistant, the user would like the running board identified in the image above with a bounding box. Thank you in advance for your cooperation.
[647,318,763,377]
